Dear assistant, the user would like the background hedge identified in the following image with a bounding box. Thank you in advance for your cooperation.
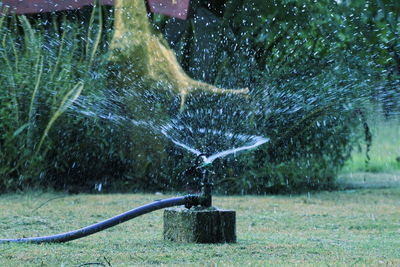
[0,0,399,193]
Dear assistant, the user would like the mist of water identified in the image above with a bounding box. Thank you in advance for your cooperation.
[71,84,270,166]
[161,123,269,165]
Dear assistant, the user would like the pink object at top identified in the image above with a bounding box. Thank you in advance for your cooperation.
[1,0,114,14]
[1,0,190,20]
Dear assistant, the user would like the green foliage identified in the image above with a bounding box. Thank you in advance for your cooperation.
[155,0,398,193]
[342,113,400,173]
[0,6,109,191]
[0,1,399,193]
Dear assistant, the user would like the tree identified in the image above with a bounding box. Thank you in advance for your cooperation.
[108,0,247,110]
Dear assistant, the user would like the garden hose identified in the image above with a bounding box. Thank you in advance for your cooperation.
[0,195,201,244]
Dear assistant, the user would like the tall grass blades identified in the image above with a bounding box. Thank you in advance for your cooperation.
[0,8,104,191]
[36,81,84,154]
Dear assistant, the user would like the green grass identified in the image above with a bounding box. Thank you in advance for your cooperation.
[1,189,399,266]
[342,115,400,173]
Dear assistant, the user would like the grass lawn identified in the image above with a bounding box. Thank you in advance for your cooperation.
[0,188,399,266]
[342,115,400,173]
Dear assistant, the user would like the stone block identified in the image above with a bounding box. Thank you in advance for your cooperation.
[163,206,236,243]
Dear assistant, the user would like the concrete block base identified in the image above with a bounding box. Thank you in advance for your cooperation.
[163,206,236,243]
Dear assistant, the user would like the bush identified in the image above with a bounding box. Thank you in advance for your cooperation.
[155,0,382,193]
[0,8,111,191]
[1,1,396,193]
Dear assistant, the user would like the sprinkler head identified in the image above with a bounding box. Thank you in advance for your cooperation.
[182,154,213,208]
[196,153,217,169]
[195,154,209,168]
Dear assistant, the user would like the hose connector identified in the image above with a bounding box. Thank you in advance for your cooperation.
[184,194,201,209]
[182,180,212,209]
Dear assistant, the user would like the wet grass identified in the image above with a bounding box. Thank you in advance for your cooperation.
[0,188,399,266]
[342,115,400,173]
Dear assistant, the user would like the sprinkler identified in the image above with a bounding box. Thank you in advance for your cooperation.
[195,154,213,208]
[0,156,215,244]
[163,154,236,243]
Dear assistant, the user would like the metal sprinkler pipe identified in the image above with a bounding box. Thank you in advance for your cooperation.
[193,154,213,208]
[199,169,213,208]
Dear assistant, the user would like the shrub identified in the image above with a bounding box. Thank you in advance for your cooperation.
[0,8,109,191]
[1,1,393,193]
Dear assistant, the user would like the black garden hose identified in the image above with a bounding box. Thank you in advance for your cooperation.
[0,195,201,244]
